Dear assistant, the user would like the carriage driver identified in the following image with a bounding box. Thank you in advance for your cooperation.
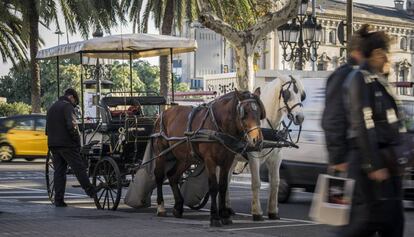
[46,88,97,207]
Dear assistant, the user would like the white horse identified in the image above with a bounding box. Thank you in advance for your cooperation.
[226,75,306,221]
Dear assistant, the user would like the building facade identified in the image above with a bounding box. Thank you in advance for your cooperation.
[259,0,414,95]
[173,22,235,89]
[177,0,414,94]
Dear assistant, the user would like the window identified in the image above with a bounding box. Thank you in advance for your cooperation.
[35,118,46,131]
[329,30,336,44]
[398,68,409,95]
[321,28,326,44]
[400,37,407,50]
[13,119,34,131]
[410,39,414,51]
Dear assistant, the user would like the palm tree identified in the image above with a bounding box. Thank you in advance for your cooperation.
[11,0,123,113]
[0,0,27,66]
[123,0,197,100]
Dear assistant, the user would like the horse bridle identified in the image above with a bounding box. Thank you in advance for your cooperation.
[278,76,304,119]
[236,97,262,141]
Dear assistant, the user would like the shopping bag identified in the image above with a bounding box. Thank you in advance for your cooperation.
[309,174,355,226]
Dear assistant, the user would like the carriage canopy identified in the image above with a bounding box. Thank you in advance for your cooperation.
[36,34,197,59]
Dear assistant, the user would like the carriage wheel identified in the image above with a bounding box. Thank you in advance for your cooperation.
[92,157,122,210]
[188,191,209,210]
[45,150,55,204]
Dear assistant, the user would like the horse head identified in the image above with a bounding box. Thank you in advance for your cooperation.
[277,75,306,126]
[234,88,265,149]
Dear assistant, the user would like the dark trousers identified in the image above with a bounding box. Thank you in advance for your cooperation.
[337,149,405,237]
[50,147,94,201]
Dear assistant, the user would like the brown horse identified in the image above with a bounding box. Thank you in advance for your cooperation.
[152,88,265,227]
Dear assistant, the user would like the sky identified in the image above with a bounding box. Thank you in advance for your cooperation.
[0,0,401,76]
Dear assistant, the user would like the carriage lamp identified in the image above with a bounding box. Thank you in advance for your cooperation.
[277,0,321,70]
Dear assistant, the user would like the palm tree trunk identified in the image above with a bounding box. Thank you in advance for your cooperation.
[159,0,175,101]
[27,0,41,113]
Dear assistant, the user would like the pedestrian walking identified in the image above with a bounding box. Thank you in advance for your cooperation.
[46,88,96,207]
[339,27,405,237]
[322,25,367,173]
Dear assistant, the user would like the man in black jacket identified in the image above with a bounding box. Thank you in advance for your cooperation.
[321,29,365,172]
[340,29,404,237]
[46,88,96,207]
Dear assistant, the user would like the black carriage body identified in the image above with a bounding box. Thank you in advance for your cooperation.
[81,95,166,177]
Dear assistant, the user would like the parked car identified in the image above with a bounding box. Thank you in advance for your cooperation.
[0,114,47,162]
[260,78,414,202]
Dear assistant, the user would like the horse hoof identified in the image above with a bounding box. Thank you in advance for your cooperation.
[252,214,264,221]
[268,213,280,220]
[157,211,167,217]
[227,208,236,216]
[173,208,183,218]
[221,218,233,225]
[210,219,222,227]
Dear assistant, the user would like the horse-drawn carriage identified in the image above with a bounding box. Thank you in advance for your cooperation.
[37,33,305,226]
[38,34,199,210]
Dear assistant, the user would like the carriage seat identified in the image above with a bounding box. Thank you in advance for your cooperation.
[110,105,142,118]
[99,98,140,132]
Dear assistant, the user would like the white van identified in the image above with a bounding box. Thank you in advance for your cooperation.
[260,78,414,202]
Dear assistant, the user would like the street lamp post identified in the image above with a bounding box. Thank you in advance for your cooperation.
[277,0,322,70]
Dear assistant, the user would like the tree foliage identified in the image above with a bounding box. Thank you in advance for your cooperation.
[0,102,32,117]
[0,0,27,66]
[0,59,186,110]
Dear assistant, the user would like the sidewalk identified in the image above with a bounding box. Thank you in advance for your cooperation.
[0,199,268,237]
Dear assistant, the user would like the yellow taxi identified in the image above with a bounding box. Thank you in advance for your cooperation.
[0,114,48,162]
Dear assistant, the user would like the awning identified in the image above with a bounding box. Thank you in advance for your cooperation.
[36,33,197,60]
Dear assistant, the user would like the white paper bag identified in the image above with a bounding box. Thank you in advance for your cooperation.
[309,174,355,226]
[124,142,156,208]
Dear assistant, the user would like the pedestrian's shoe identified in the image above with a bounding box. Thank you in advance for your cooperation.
[55,201,68,207]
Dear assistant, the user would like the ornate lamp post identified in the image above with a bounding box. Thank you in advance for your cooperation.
[277,0,322,70]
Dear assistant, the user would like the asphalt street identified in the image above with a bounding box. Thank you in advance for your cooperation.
[1,160,413,237]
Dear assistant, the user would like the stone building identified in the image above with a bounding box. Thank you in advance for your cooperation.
[177,0,414,94]
[258,0,414,95]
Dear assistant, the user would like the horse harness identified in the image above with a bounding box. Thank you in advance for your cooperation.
[150,94,263,164]
[279,76,305,117]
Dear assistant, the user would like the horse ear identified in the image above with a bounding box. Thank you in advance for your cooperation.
[253,87,261,97]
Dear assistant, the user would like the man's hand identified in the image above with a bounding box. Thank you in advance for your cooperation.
[330,163,348,172]
[368,168,389,182]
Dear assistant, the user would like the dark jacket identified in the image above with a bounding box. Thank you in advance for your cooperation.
[322,59,358,165]
[343,64,403,174]
[46,96,80,148]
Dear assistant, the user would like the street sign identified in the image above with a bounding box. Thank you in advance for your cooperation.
[338,21,346,45]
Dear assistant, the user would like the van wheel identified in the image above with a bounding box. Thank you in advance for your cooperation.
[278,173,291,203]
[0,144,14,162]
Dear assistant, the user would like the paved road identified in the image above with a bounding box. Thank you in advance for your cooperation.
[1,161,413,237]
